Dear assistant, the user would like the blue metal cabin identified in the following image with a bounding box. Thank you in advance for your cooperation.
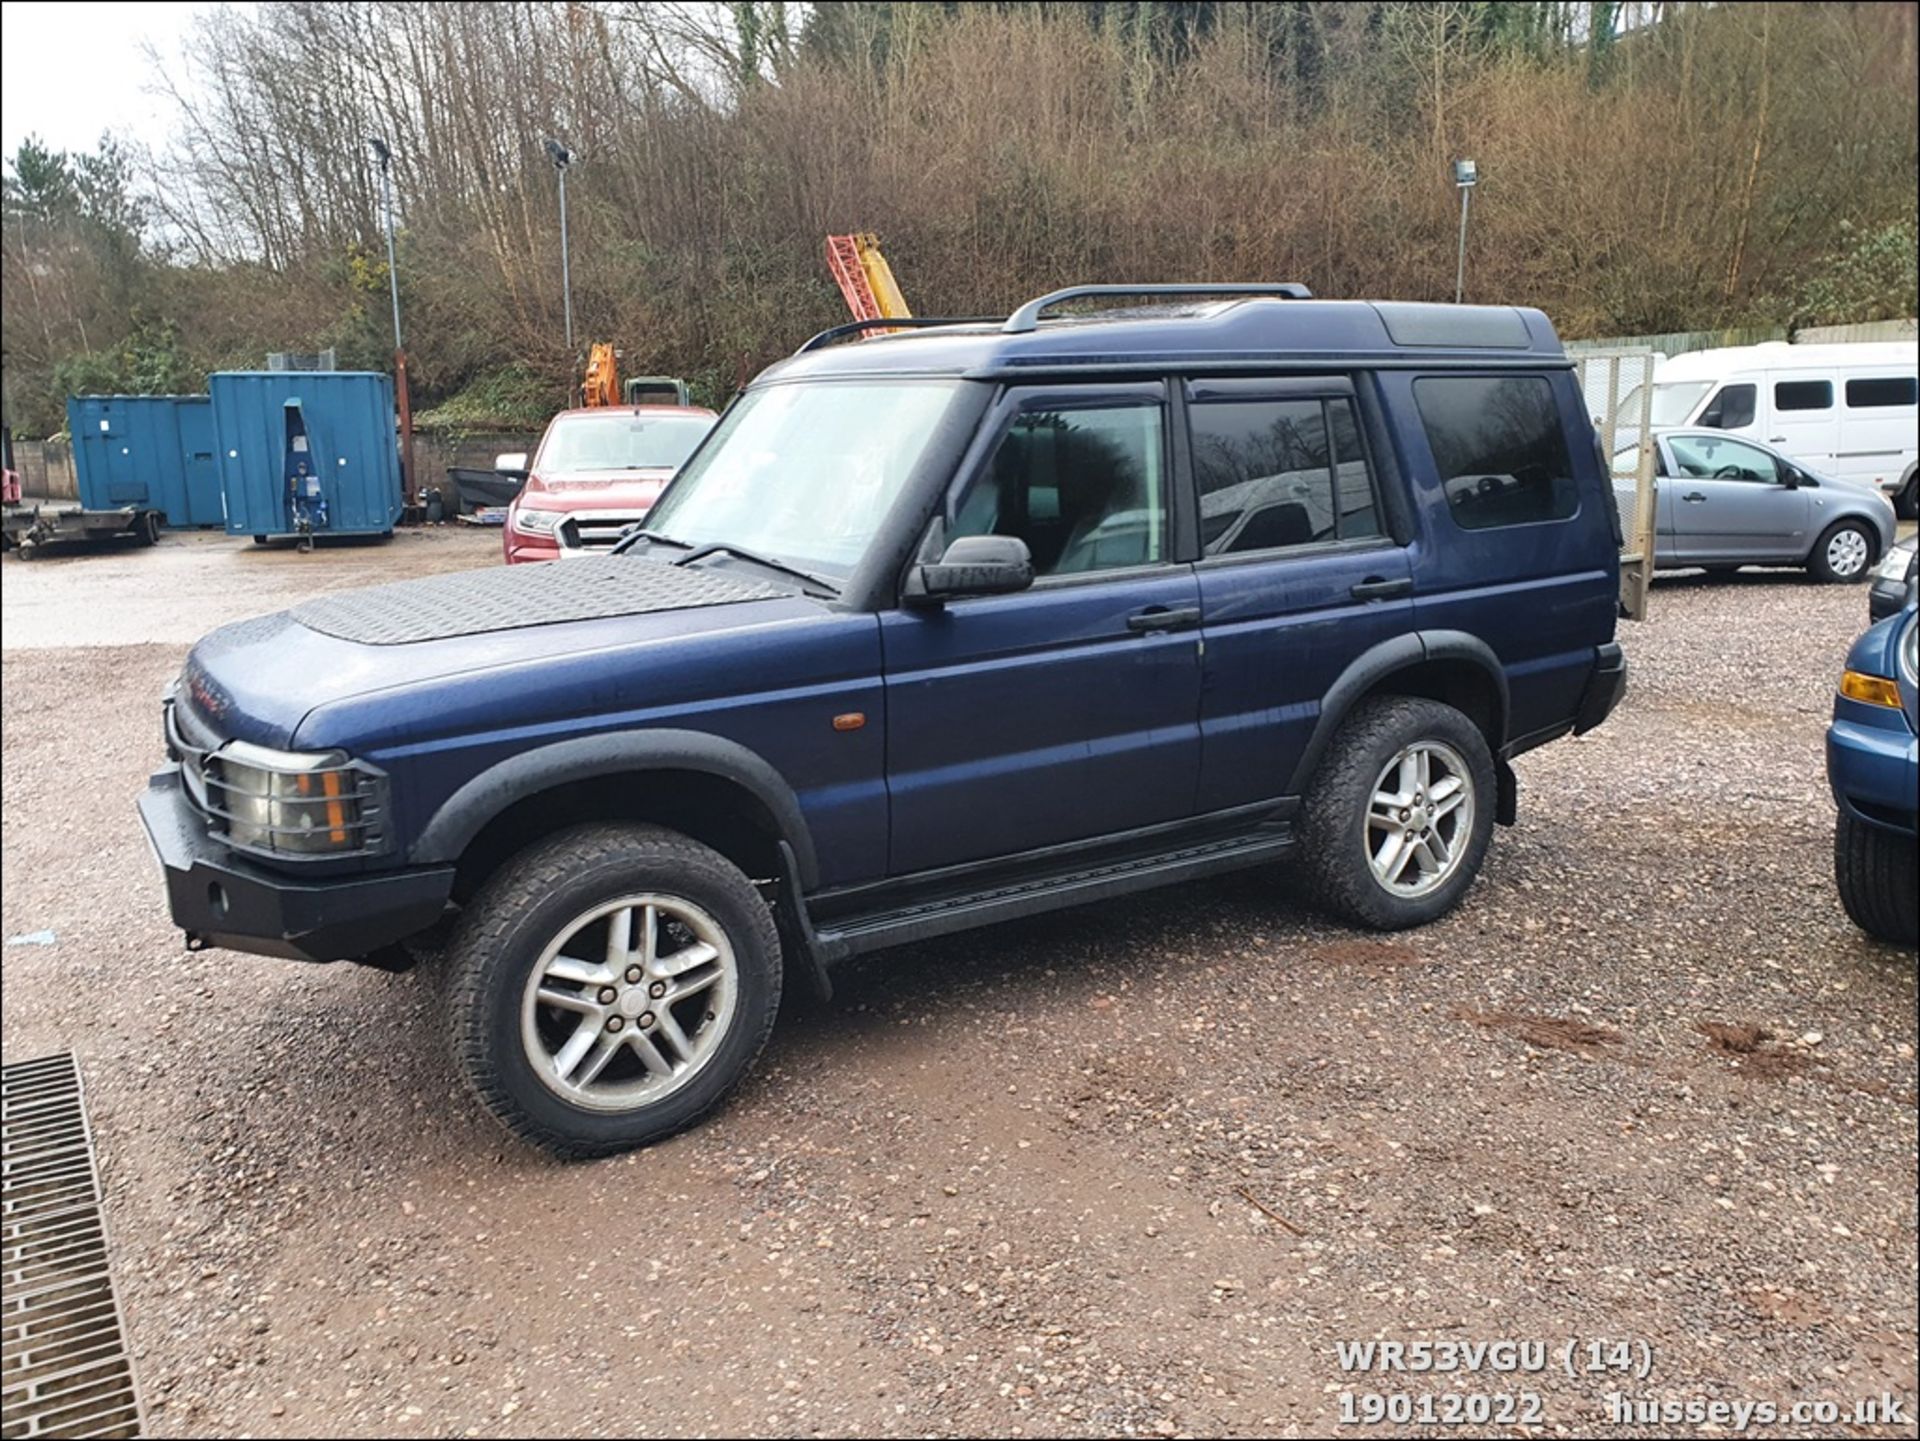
[67,395,225,527]
[209,371,403,540]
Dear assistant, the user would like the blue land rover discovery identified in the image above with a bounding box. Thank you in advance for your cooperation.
[141,285,1627,1156]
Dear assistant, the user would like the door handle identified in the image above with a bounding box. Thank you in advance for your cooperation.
[1350,576,1412,600]
[1126,605,1201,633]
[1682,491,1707,503]
[1768,436,1785,443]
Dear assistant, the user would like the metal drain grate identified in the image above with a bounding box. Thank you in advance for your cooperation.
[2,1053,142,1439]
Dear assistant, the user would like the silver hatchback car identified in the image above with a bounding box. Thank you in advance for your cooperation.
[1616,429,1898,582]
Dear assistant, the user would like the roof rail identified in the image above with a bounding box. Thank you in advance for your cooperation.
[795,315,1006,354]
[1003,283,1314,334]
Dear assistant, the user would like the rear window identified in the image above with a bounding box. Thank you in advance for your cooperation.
[1844,376,1917,408]
[1774,380,1832,412]
[1414,375,1578,530]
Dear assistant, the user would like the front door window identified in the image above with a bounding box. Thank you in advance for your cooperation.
[950,404,1166,575]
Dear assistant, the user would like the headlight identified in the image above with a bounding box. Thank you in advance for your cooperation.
[1902,616,1917,687]
[206,740,385,856]
[511,507,564,535]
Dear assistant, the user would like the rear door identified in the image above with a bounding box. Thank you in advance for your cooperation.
[1662,433,1808,562]
[1186,377,1413,810]
[879,382,1205,875]
[1838,372,1918,492]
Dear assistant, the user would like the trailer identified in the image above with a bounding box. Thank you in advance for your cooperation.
[0,421,166,558]
[2,498,163,557]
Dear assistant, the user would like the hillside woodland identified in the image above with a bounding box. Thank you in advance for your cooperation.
[2,1,1914,433]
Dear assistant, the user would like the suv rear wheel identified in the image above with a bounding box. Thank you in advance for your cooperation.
[445,823,782,1158]
[1300,696,1497,930]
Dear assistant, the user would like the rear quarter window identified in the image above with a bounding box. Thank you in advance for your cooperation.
[1844,376,1917,408]
[1414,375,1578,530]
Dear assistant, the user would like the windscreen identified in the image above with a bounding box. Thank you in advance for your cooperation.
[643,381,965,577]
[536,412,714,474]
[1632,381,1711,426]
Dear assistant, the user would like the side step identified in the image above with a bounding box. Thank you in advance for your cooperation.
[814,826,1295,960]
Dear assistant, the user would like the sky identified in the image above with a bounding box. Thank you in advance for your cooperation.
[0,0,216,161]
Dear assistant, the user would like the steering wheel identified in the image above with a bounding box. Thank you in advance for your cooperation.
[1712,465,1743,479]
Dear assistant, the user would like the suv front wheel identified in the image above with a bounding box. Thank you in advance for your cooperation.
[1299,696,1498,930]
[446,823,783,1158]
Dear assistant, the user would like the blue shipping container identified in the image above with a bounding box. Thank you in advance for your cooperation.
[67,395,226,528]
[209,371,402,540]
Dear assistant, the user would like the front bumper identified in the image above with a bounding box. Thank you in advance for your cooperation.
[1826,719,1920,837]
[140,767,455,962]
[1572,641,1627,735]
[504,533,562,564]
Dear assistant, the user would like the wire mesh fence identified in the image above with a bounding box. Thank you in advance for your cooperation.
[1573,348,1658,620]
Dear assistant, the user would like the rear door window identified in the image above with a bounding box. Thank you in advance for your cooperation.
[1190,394,1380,555]
[1414,375,1578,530]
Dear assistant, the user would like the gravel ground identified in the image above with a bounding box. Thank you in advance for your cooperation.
[2,532,1915,1439]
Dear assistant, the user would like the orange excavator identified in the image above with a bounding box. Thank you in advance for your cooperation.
[581,342,621,407]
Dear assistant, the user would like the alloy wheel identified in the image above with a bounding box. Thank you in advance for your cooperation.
[519,894,739,1113]
[1365,741,1476,898]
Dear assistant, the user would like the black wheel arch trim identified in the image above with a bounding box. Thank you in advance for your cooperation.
[410,728,821,888]
[1284,630,1512,795]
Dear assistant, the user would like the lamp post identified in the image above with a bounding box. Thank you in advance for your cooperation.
[369,136,415,504]
[544,138,575,355]
[1452,158,1478,305]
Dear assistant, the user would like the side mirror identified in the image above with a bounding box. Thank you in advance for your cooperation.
[1778,467,1801,488]
[494,452,529,478]
[905,535,1034,604]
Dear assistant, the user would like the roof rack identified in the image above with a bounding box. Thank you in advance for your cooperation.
[795,315,1005,354]
[1002,283,1314,334]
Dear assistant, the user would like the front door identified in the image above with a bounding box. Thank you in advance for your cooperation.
[1765,374,1838,472]
[880,383,1204,875]
[1661,433,1809,562]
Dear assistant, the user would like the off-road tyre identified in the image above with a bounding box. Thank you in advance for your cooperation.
[446,823,783,1159]
[1299,696,1498,931]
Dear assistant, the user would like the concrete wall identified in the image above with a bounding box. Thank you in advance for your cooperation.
[1793,318,1917,345]
[1568,317,1917,359]
[408,429,541,510]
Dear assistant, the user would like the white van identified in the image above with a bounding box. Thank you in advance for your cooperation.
[1623,341,1919,516]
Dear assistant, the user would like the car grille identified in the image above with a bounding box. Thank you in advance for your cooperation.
[558,512,649,551]
[163,698,387,857]
[164,697,222,818]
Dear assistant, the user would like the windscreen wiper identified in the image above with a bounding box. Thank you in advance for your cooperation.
[613,527,691,555]
[671,541,840,596]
